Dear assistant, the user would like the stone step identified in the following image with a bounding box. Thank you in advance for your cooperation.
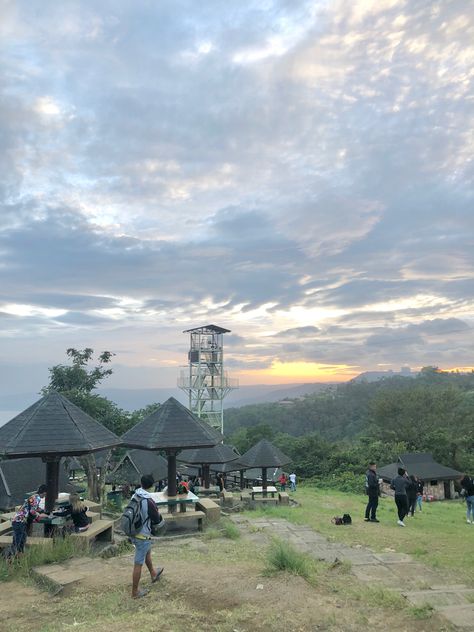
[403,588,474,608]
[437,604,474,628]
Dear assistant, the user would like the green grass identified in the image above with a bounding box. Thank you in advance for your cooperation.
[245,485,474,585]
[0,536,88,583]
[264,538,314,579]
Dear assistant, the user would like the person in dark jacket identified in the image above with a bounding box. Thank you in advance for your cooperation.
[390,468,411,526]
[407,475,418,517]
[364,462,380,522]
[53,492,90,532]
[460,475,474,524]
[416,478,424,512]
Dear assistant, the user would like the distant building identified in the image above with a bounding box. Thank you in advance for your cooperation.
[378,453,462,500]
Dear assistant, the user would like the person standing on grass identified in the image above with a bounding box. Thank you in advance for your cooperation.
[407,475,418,517]
[11,484,49,555]
[460,474,474,524]
[390,468,411,527]
[289,472,297,492]
[364,462,380,523]
[131,474,164,598]
[278,472,287,492]
[416,477,424,512]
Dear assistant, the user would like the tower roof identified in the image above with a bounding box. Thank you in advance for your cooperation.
[121,397,222,451]
[183,324,231,334]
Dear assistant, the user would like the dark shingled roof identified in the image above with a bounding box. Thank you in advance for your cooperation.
[0,457,79,511]
[0,392,122,458]
[178,444,239,465]
[183,324,231,334]
[378,453,462,481]
[108,450,168,485]
[240,439,291,468]
[121,397,221,450]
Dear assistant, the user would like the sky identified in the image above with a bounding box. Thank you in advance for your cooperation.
[0,0,473,399]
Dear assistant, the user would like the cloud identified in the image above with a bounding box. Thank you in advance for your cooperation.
[0,0,473,391]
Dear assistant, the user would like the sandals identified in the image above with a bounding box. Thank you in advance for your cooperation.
[152,567,164,583]
[133,588,149,599]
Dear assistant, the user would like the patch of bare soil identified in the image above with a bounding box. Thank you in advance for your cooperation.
[0,544,455,632]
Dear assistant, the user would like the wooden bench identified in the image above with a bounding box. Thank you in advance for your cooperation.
[279,492,290,505]
[196,498,220,523]
[163,510,206,532]
[0,535,53,549]
[71,519,114,547]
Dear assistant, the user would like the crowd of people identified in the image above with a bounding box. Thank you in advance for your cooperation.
[365,462,474,527]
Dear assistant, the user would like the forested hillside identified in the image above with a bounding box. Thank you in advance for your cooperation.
[224,368,474,491]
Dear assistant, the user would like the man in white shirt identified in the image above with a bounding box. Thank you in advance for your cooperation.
[289,472,297,492]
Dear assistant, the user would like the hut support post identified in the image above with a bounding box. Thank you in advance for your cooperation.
[43,456,60,513]
[262,467,268,498]
[240,469,244,490]
[203,464,210,489]
[167,450,178,514]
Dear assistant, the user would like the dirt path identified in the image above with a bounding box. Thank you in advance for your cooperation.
[0,526,464,631]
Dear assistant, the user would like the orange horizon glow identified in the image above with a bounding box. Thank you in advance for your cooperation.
[238,360,360,384]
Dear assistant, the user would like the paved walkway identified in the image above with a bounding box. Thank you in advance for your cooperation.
[230,515,474,630]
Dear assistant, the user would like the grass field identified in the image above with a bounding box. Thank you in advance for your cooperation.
[247,486,474,586]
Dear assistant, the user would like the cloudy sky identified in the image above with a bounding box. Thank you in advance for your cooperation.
[1,0,473,399]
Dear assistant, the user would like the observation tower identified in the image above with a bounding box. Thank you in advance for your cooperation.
[178,324,238,434]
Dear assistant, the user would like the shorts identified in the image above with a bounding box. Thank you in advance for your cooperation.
[132,537,152,565]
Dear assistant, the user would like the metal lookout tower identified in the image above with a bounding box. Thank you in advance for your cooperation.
[178,324,238,434]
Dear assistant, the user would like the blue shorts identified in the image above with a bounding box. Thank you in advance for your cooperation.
[132,537,153,565]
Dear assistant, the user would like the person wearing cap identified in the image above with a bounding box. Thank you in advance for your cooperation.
[11,484,49,554]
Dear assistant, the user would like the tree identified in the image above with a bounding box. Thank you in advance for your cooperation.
[42,348,127,501]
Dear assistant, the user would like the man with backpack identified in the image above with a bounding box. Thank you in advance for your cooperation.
[126,474,164,598]
[364,462,380,523]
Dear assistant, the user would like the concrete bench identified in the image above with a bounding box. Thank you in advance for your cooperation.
[0,522,12,536]
[221,491,234,508]
[163,510,206,532]
[279,492,290,505]
[0,535,53,549]
[71,519,114,547]
[0,512,16,523]
[196,498,220,523]
[85,501,102,515]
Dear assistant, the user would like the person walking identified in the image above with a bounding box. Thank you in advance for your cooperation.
[11,484,49,555]
[407,475,418,517]
[416,477,424,512]
[289,472,297,492]
[390,468,411,526]
[130,474,164,598]
[278,472,287,492]
[364,462,380,523]
[460,474,474,524]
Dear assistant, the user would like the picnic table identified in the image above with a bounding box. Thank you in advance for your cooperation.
[150,491,199,513]
[251,486,278,500]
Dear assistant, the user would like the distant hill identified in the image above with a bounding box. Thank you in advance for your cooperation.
[352,368,417,383]
[0,382,338,425]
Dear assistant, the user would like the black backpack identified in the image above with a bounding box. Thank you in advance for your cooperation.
[342,513,352,525]
[120,495,143,537]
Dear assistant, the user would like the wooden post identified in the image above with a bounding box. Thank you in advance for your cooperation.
[167,450,177,514]
[240,469,245,489]
[203,464,210,489]
[262,467,268,498]
[43,456,60,513]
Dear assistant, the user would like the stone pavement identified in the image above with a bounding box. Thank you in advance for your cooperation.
[230,515,474,630]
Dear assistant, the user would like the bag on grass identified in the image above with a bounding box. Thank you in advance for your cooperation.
[332,516,344,525]
[342,513,352,525]
[120,495,143,537]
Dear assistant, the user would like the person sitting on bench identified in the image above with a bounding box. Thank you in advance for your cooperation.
[54,493,90,533]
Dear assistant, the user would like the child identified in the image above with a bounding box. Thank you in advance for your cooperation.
[55,493,90,533]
